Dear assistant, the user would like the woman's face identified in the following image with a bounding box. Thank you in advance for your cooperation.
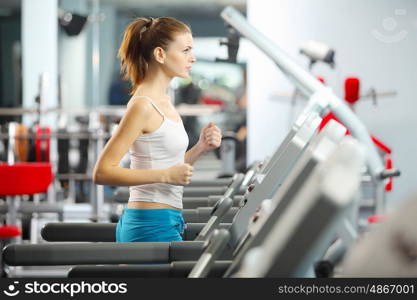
[162,32,196,78]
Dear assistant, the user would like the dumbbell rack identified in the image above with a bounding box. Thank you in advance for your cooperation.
[0,118,113,227]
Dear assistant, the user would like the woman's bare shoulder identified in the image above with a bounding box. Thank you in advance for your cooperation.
[126,96,154,116]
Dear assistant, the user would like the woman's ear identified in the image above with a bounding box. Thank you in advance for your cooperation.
[153,47,166,64]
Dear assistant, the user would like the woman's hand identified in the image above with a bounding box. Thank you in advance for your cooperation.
[166,163,194,185]
[197,122,222,152]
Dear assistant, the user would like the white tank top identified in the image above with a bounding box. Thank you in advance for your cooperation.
[128,96,189,209]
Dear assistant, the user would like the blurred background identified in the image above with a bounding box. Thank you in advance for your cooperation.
[0,0,416,279]
[0,0,416,212]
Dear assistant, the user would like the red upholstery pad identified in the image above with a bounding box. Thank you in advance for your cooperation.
[0,225,21,238]
[0,163,53,195]
[368,214,385,224]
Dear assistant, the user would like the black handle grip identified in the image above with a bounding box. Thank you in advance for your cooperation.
[379,169,401,180]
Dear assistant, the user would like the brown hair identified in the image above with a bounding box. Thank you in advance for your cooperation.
[118,17,191,94]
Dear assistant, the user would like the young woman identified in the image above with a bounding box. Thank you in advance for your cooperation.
[93,17,222,242]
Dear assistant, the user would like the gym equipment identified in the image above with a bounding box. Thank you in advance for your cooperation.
[1,118,343,270]
[57,127,70,189]
[0,163,53,224]
[58,9,88,37]
[186,137,361,278]
[112,185,246,212]
[182,195,244,209]
[68,127,359,278]
[226,121,348,274]
[0,203,63,219]
[113,110,321,209]
[13,123,29,162]
[220,7,401,219]
[0,226,21,277]
[344,77,397,107]
[188,177,233,187]
[228,138,363,277]
[2,8,389,279]
[39,112,324,244]
[319,112,399,210]
[188,229,231,278]
[299,40,335,69]
[341,194,417,277]
[345,77,360,105]
[1,123,63,243]
[34,125,51,162]
[181,173,244,224]
[149,159,260,192]
[41,173,245,243]
[68,261,231,278]
[0,163,53,275]
[112,158,257,202]
[216,26,240,63]
[41,222,232,243]
[218,131,238,178]
[119,173,244,224]
[113,171,245,202]
[307,78,399,277]
[220,6,385,179]
[229,116,336,248]
[6,123,17,164]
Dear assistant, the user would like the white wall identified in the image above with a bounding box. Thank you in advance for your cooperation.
[84,2,117,108]
[60,1,117,110]
[247,0,417,206]
[59,0,89,111]
[98,5,117,106]
[22,0,58,126]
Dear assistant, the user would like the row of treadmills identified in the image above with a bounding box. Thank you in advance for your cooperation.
[2,6,414,278]
[3,113,362,278]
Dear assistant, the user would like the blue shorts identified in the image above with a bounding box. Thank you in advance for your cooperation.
[115,208,186,242]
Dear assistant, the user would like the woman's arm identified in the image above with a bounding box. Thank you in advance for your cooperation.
[184,142,205,165]
[185,122,222,165]
[93,99,192,186]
